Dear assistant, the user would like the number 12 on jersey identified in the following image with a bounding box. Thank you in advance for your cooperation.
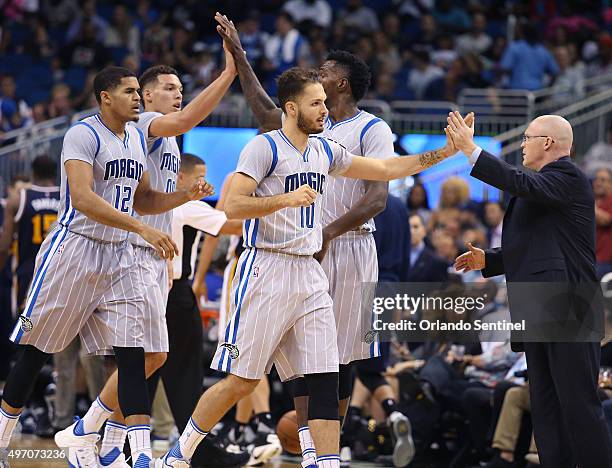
[114,185,132,212]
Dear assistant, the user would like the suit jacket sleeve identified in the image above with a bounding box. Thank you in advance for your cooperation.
[470,151,574,207]
[482,247,504,278]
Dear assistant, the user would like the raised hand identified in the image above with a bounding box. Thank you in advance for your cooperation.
[446,111,476,155]
[222,40,237,76]
[454,242,485,272]
[284,184,317,208]
[139,225,179,259]
[443,112,475,156]
[215,12,244,57]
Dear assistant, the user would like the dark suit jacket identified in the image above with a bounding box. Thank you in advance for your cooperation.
[406,246,449,283]
[471,151,603,349]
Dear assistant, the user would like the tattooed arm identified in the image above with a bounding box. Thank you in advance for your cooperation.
[341,129,457,181]
[215,13,282,130]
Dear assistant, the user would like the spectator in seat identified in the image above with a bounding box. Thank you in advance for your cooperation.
[341,0,380,35]
[263,13,311,79]
[456,12,492,57]
[408,49,444,99]
[499,22,559,91]
[407,182,431,226]
[583,124,612,178]
[594,168,612,279]
[0,75,32,133]
[104,4,141,57]
[283,0,332,30]
[551,45,585,106]
[407,213,448,282]
[484,201,504,249]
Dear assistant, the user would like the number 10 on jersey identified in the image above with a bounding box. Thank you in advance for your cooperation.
[300,203,315,229]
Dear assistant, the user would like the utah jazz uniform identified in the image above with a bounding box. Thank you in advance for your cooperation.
[11,115,147,354]
[211,130,352,381]
[320,110,394,363]
[13,184,60,311]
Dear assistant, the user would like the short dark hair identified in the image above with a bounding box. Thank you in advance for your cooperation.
[326,50,372,102]
[485,200,505,211]
[180,153,206,172]
[93,66,136,104]
[277,67,321,113]
[32,155,58,180]
[409,212,426,225]
[139,65,180,90]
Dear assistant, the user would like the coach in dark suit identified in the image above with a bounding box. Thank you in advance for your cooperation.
[448,112,612,468]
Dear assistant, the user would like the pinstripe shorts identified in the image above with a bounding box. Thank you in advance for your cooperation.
[83,245,169,354]
[11,228,145,354]
[321,232,381,364]
[211,248,339,382]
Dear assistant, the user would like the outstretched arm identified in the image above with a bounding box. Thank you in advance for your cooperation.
[148,42,237,137]
[341,134,456,181]
[215,12,282,130]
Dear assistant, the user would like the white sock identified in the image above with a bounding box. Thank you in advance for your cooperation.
[100,421,127,457]
[317,454,340,468]
[177,418,207,460]
[298,426,316,466]
[0,407,20,448]
[127,424,152,467]
[82,397,112,433]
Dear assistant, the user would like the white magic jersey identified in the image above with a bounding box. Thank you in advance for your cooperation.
[58,114,147,243]
[321,110,394,235]
[129,111,180,247]
[237,130,352,256]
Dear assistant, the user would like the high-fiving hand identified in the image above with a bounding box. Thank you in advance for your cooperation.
[215,12,244,58]
[446,111,477,156]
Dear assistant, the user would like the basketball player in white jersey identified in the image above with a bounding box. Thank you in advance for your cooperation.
[216,15,418,466]
[70,44,239,468]
[0,67,211,468]
[153,66,461,468]
[193,173,282,466]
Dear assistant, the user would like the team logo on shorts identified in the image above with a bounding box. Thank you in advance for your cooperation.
[253,267,259,277]
[19,316,33,333]
[220,343,240,359]
[57,244,65,255]
[363,330,377,344]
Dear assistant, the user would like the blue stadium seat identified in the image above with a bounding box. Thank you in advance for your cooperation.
[64,66,88,93]
[25,88,50,106]
[109,46,130,64]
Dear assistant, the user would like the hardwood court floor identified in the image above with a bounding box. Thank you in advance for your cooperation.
[8,435,390,468]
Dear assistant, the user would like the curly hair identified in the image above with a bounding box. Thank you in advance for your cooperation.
[326,50,372,102]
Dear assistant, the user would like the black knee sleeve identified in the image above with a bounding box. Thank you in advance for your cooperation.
[356,366,387,394]
[338,364,353,401]
[114,346,149,417]
[304,372,339,421]
[2,345,51,408]
[288,377,309,398]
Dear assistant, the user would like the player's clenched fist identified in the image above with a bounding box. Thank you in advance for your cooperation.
[284,184,317,208]
[454,242,485,272]
[186,178,214,200]
[138,224,179,259]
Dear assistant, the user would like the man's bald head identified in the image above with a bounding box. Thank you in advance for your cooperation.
[531,115,573,153]
[521,114,574,171]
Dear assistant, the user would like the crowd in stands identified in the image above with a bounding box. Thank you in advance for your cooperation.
[1,0,612,134]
